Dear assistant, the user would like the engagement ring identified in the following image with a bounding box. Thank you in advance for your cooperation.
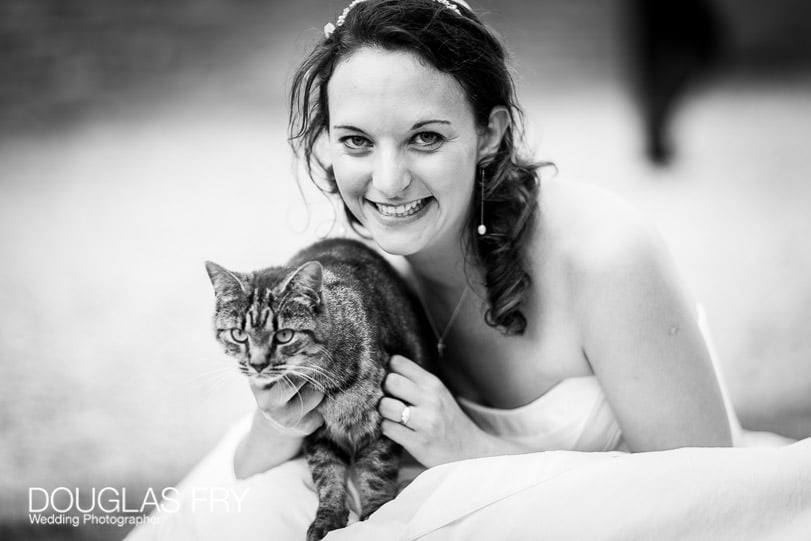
[399,405,411,427]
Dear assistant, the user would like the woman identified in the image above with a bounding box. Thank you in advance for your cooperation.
[236,0,731,480]
[127,1,808,539]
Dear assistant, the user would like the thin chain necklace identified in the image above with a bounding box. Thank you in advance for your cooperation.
[419,285,469,359]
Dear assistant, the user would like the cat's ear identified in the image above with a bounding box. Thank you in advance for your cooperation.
[279,261,323,308]
[205,261,248,298]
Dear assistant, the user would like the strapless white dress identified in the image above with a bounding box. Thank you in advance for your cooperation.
[125,308,803,541]
[457,376,625,452]
[454,305,782,451]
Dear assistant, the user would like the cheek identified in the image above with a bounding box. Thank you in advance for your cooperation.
[275,337,317,365]
[276,341,300,357]
[419,152,475,202]
[332,156,367,195]
[221,340,247,361]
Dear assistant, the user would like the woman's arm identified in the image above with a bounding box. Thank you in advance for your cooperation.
[573,202,733,451]
[233,408,305,479]
[234,379,325,478]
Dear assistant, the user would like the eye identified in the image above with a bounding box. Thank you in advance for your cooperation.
[411,131,444,150]
[230,328,248,343]
[274,329,295,344]
[340,135,372,152]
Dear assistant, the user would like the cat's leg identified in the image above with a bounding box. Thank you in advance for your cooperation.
[303,436,351,541]
[353,436,401,520]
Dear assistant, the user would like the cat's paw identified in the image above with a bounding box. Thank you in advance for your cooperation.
[307,510,348,541]
[306,520,338,541]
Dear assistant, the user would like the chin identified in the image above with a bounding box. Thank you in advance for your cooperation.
[367,229,426,257]
[372,238,422,257]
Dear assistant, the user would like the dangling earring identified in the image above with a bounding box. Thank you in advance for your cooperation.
[477,167,487,236]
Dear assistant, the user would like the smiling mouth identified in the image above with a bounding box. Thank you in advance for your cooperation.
[372,197,430,218]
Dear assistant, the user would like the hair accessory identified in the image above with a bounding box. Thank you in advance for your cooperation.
[324,0,462,38]
[477,168,487,236]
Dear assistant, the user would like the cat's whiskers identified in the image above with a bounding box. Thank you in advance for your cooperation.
[279,373,308,421]
[236,362,254,376]
[185,363,240,384]
[204,371,238,393]
[312,344,336,363]
[289,372,328,395]
[308,346,342,382]
[271,362,336,390]
[177,362,242,394]
[287,363,340,389]
[280,368,329,395]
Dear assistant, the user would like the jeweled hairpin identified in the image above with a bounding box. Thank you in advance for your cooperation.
[324,0,464,38]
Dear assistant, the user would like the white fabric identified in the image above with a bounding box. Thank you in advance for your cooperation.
[127,433,811,541]
[448,305,741,454]
[325,439,811,541]
[126,306,802,540]
[457,376,625,452]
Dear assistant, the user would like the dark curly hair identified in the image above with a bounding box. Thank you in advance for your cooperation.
[288,0,546,335]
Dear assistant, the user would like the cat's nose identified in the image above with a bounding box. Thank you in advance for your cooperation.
[249,360,269,374]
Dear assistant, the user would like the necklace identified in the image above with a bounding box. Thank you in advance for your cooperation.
[419,286,469,359]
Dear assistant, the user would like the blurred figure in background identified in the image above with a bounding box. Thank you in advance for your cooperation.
[628,0,724,165]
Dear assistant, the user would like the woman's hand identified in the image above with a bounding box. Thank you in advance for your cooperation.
[249,376,325,437]
[378,355,499,468]
[234,378,325,479]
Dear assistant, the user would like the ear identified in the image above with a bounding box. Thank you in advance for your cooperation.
[279,261,323,308]
[476,105,511,162]
[205,261,248,298]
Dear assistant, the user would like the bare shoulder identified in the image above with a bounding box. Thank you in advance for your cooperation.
[537,179,731,450]
[537,177,694,323]
[537,177,667,278]
[527,176,690,346]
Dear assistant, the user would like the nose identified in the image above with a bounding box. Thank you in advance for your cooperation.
[372,147,411,198]
[249,359,269,374]
[249,350,271,374]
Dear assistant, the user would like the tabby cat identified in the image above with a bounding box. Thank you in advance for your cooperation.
[205,238,435,541]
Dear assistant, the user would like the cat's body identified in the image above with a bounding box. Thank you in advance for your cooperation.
[205,238,436,540]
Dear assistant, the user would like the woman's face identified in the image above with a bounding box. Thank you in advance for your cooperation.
[326,47,482,256]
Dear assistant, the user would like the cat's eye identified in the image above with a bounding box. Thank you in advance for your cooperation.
[230,328,248,343]
[275,329,295,344]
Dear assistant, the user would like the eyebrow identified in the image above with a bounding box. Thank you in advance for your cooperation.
[332,120,451,132]
[332,124,367,133]
[412,119,451,129]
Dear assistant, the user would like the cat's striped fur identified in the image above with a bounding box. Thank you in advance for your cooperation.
[206,238,435,540]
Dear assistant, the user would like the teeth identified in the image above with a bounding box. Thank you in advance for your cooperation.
[375,198,426,217]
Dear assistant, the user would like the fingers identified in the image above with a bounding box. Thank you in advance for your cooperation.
[251,376,325,433]
[297,383,325,410]
[383,372,423,405]
[385,356,444,407]
[379,396,417,430]
[295,409,325,434]
[380,394,420,445]
[389,355,434,384]
[381,419,415,445]
[250,376,305,404]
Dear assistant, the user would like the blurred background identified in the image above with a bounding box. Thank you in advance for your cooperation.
[1,0,809,538]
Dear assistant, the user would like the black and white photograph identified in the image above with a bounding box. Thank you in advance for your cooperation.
[2,1,810,539]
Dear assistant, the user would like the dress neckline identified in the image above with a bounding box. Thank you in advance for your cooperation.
[455,375,625,452]
[456,375,599,416]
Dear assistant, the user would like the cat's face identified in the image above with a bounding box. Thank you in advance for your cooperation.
[205,261,334,388]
